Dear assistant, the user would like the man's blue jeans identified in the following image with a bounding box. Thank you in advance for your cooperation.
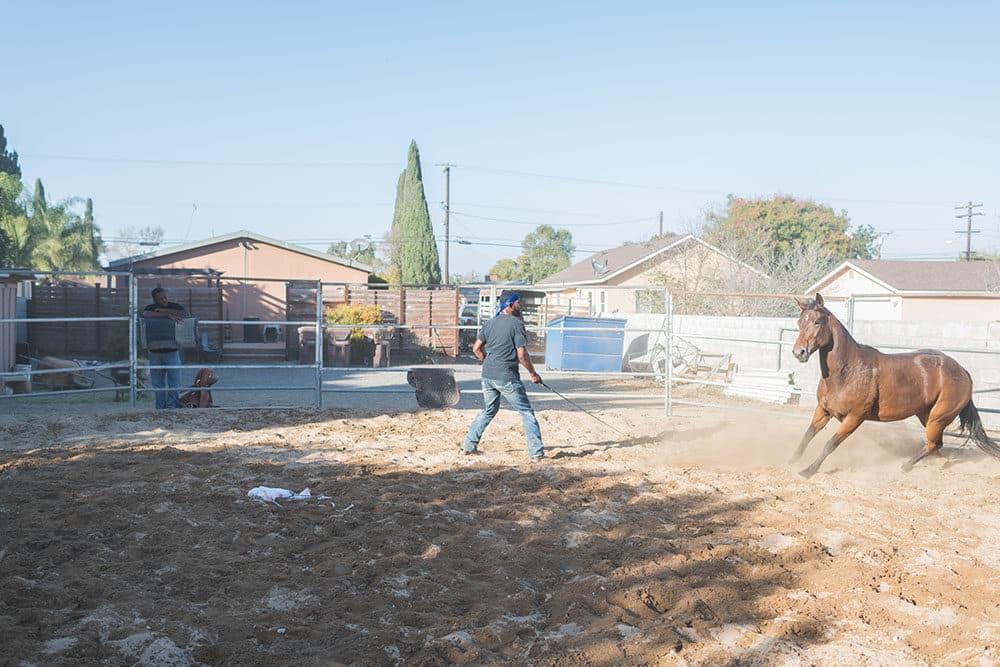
[463,378,543,458]
[148,350,182,409]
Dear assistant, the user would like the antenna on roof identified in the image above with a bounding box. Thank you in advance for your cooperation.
[591,254,609,276]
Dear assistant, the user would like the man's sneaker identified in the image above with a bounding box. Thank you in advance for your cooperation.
[528,454,545,464]
[459,447,479,456]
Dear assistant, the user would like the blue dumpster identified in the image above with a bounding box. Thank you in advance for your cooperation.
[544,316,626,372]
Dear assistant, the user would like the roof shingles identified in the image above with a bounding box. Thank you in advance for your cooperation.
[539,235,681,285]
[830,260,1000,293]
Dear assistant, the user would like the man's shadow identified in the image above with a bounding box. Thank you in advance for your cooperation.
[547,423,728,459]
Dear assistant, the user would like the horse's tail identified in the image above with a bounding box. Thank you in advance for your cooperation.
[959,400,1000,459]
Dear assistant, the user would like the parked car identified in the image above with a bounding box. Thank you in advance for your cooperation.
[459,304,479,350]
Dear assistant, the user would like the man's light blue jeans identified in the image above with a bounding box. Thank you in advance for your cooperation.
[149,349,182,409]
[463,378,543,458]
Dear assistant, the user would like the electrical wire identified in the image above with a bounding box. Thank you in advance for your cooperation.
[21,154,398,168]
[450,210,656,227]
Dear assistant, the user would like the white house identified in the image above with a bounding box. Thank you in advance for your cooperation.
[806,259,1000,321]
[537,234,766,315]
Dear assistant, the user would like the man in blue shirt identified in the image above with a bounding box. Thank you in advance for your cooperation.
[461,290,545,462]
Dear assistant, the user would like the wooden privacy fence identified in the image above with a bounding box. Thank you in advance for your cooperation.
[285,284,460,360]
[28,284,223,359]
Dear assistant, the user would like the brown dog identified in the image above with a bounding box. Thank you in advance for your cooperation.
[179,368,218,408]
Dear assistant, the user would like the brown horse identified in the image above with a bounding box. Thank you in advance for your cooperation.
[790,293,1000,477]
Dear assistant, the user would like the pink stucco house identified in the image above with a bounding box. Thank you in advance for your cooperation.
[107,231,371,343]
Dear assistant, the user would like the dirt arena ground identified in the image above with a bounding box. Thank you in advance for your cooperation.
[3,398,1000,666]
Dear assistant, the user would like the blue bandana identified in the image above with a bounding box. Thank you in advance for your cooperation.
[495,291,520,316]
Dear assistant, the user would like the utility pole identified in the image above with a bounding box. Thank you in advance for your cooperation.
[658,211,663,237]
[436,163,455,283]
[954,201,984,261]
[875,231,893,260]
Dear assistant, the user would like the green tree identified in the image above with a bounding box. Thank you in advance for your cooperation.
[5,178,104,271]
[0,124,20,177]
[0,127,24,266]
[0,174,31,267]
[389,140,441,285]
[518,225,574,282]
[327,237,378,267]
[488,225,575,283]
[58,197,104,270]
[488,257,520,281]
[704,194,875,260]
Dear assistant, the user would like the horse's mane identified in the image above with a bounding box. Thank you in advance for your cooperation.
[808,301,877,352]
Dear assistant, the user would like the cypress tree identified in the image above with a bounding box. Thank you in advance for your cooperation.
[0,125,21,177]
[391,140,441,285]
[33,179,46,215]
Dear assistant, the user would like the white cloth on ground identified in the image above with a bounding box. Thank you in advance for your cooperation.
[247,486,311,503]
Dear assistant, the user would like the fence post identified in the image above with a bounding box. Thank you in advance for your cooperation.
[665,288,673,417]
[315,281,323,408]
[63,285,70,356]
[129,273,137,408]
[453,287,460,356]
[94,283,102,355]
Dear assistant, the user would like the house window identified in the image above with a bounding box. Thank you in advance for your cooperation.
[599,290,606,313]
[636,291,647,313]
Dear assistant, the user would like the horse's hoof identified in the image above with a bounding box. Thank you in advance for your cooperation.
[798,467,816,479]
[900,462,914,473]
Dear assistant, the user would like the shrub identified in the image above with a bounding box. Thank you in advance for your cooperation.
[325,304,383,365]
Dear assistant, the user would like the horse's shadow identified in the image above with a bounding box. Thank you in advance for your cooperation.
[815,424,999,474]
[939,444,999,469]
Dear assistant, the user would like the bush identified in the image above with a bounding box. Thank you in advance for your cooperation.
[324,304,383,326]
[325,304,383,365]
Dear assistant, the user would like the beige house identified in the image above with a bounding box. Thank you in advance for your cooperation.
[107,231,371,341]
[537,234,765,314]
[807,259,1000,321]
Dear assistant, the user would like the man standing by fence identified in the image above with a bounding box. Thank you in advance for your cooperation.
[461,290,545,462]
[143,287,187,409]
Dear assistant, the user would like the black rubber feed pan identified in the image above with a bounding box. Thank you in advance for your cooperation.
[406,368,460,408]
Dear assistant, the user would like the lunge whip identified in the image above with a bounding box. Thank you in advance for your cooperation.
[539,381,626,436]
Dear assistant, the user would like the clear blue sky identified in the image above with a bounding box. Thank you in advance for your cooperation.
[5,1,999,275]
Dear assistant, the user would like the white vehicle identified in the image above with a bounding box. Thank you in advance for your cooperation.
[459,304,479,349]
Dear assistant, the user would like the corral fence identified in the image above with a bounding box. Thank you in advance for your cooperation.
[3,274,1000,431]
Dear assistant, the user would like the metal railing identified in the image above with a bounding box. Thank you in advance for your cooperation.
[5,275,1000,422]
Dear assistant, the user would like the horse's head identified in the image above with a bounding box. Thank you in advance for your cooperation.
[792,293,833,363]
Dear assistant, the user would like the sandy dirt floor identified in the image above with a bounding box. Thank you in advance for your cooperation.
[3,398,1000,666]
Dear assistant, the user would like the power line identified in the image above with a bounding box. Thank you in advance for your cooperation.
[20,153,398,169]
[452,201,656,220]
[19,151,970,209]
[97,200,392,209]
[458,164,959,207]
[107,234,607,254]
[450,210,657,227]
[460,164,723,195]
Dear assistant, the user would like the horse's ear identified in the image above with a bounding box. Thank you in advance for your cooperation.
[794,297,809,310]
[815,293,824,308]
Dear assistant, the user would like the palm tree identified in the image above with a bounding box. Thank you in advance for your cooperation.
[0,177,103,271]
